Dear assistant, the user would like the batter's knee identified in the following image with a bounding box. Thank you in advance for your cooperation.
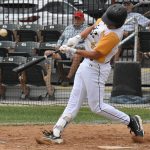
[89,105,103,114]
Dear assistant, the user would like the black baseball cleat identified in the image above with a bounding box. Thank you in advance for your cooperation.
[35,130,63,144]
[42,130,63,144]
[128,115,144,137]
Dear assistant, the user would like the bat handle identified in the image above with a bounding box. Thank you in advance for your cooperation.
[46,49,60,59]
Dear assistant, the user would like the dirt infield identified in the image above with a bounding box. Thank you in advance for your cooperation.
[0,124,150,150]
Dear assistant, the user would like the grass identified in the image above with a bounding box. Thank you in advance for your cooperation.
[0,105,150,124]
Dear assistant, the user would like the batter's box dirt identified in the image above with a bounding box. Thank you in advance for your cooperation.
[0,124,150,150]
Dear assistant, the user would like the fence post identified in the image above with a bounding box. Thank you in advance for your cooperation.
[133,18,139,62]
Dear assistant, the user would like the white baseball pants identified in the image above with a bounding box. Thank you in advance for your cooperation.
[56,58,130,125]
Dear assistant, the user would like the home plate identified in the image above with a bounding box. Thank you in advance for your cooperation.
[98,146,133,149]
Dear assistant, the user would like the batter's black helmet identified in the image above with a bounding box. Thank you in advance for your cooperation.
[102,4,127,28]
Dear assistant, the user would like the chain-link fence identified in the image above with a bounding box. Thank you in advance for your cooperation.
[0,0,149,108]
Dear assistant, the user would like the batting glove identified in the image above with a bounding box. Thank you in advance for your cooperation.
[59,45,77,54]
[67,35,82,47]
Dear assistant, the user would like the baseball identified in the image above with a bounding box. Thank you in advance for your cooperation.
[0,28,8,37]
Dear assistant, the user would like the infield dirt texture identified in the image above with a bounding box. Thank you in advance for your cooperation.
[0,124,150,150]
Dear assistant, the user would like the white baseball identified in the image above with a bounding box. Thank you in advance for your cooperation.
[0,29,8,37]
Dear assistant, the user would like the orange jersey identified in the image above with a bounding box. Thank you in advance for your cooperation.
[85,19,123,63]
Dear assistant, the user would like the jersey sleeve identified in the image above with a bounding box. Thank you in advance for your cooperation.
[94,32,120,56]
[95,18,102,26]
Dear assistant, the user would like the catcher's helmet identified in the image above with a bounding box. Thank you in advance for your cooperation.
[102,4,127,28]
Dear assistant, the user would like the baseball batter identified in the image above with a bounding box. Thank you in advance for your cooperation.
[38,4,144,144]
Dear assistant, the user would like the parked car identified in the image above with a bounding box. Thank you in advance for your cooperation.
[0,0,95,26]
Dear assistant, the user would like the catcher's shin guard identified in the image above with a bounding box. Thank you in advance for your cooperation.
[128,115,144,137]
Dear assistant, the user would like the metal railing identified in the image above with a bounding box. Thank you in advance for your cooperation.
[118,1,150,62]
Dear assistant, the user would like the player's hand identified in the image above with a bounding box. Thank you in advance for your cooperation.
[44,50,58,59]
[143,52,150,59]
[44,50,53,56]
[67,35,82,47]
[59,45,77,54]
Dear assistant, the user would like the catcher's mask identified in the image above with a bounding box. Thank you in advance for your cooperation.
[102,4,127,28]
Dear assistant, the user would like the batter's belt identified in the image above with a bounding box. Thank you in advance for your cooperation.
[84,59,110,68]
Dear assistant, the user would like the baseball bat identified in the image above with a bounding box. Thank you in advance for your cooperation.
[13,50,60,73]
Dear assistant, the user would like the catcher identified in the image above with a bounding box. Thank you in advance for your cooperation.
[36,4,144,144]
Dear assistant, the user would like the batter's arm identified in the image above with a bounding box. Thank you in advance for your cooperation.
[80,24,95,39]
